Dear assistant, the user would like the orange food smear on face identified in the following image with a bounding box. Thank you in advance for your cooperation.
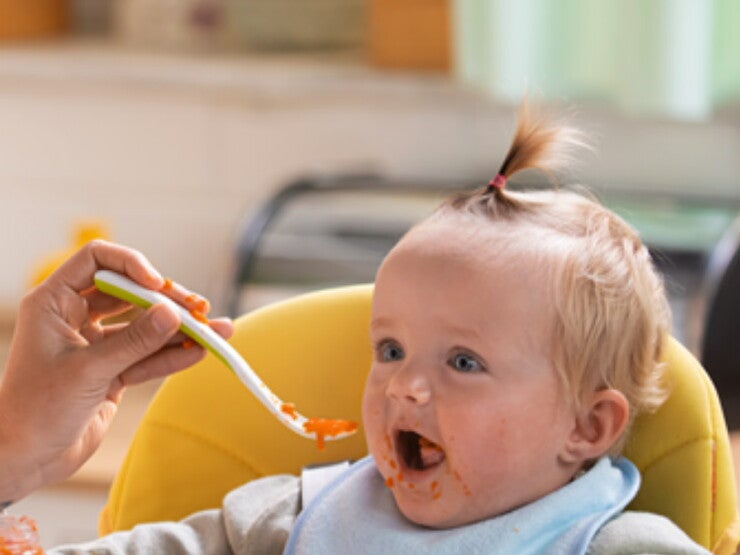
[303,417,358,450]
[385,477,394,488]
[431,481,439,491]
[182,339,196,349]
[389,459,397,469]
[280,403,298,420]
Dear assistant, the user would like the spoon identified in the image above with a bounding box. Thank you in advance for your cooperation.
[94,270,357,446]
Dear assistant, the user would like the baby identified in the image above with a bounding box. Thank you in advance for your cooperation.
[51,104,710,554]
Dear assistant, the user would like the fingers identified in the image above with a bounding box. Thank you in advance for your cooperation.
[81,288,133,321]
[43,239,227,330]
[208,317,234,340]
[118,343,207,387]
[48,240,163,294]
[159,279,211,315]
[97,314,233,344]
[86,265,222,332]
[79,319,105,345]
[85,303,181,379]
[100,322,191,347]
[22,241,161,332]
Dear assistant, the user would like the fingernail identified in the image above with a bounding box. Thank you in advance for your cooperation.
[151,304,179,334]
[141,262,163,286]
[147,271,164,288]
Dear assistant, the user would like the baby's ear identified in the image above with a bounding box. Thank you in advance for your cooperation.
[560,388,629,465]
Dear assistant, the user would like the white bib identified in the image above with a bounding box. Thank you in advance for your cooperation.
[284,456,639,555]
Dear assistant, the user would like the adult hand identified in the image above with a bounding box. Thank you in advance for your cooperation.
[0,240,233,503]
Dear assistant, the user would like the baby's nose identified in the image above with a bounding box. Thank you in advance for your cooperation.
[407,379,431,404]
[387,370,432,405]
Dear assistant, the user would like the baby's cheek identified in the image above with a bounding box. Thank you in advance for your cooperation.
[362,402,391,465]
[361,377,382,423]
[450,417,510,474]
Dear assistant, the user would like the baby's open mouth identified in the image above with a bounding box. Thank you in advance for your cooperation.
[396,430,446,470]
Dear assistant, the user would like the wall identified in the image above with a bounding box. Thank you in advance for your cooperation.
[0,43,737,312]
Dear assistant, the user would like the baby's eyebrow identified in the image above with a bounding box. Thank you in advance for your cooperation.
[440,322,486,344]
[369,316,394,331]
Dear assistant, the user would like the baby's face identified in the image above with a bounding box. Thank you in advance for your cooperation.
[362,220,579,528]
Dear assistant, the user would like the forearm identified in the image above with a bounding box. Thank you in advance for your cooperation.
[0,404,41,504]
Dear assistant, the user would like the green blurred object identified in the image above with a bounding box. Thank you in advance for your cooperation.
[451,0,739,121]
[224,0,365,51]
[608,198,736,252]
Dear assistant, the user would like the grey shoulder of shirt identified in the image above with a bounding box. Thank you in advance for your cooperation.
[221,461,351,514]
[588,511,713,555]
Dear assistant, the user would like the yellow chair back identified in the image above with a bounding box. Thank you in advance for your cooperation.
[99,285,740,554]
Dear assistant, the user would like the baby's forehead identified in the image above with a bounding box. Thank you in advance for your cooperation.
[383,217,561,311]
[395,214,564,270]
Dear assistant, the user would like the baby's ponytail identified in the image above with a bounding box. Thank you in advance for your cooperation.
[450,99,587,217]
[494,101,584,189]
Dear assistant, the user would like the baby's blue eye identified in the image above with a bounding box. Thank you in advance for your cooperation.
[450,353,482,373]
[379,341,404,362]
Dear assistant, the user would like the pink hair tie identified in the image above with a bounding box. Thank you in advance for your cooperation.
[488,174,507,191]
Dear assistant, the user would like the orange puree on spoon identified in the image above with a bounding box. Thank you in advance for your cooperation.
[303,418,358,450]
[280,403,298,420]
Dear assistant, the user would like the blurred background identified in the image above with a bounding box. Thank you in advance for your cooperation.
[0,0,738,547]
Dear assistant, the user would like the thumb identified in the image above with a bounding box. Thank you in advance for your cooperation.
[89,303,181,378]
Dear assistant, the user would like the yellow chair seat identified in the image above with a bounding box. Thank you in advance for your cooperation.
[99,285,740,554]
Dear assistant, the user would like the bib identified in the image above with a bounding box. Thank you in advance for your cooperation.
[284,456,639,555]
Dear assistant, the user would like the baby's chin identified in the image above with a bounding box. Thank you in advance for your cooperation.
[391,485,527,530]
[393,495,487,530]
[394,498,456,529]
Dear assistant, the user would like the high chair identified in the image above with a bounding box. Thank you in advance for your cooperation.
[98,285,740,554]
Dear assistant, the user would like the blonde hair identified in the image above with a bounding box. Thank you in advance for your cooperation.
[437,102,671,454]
